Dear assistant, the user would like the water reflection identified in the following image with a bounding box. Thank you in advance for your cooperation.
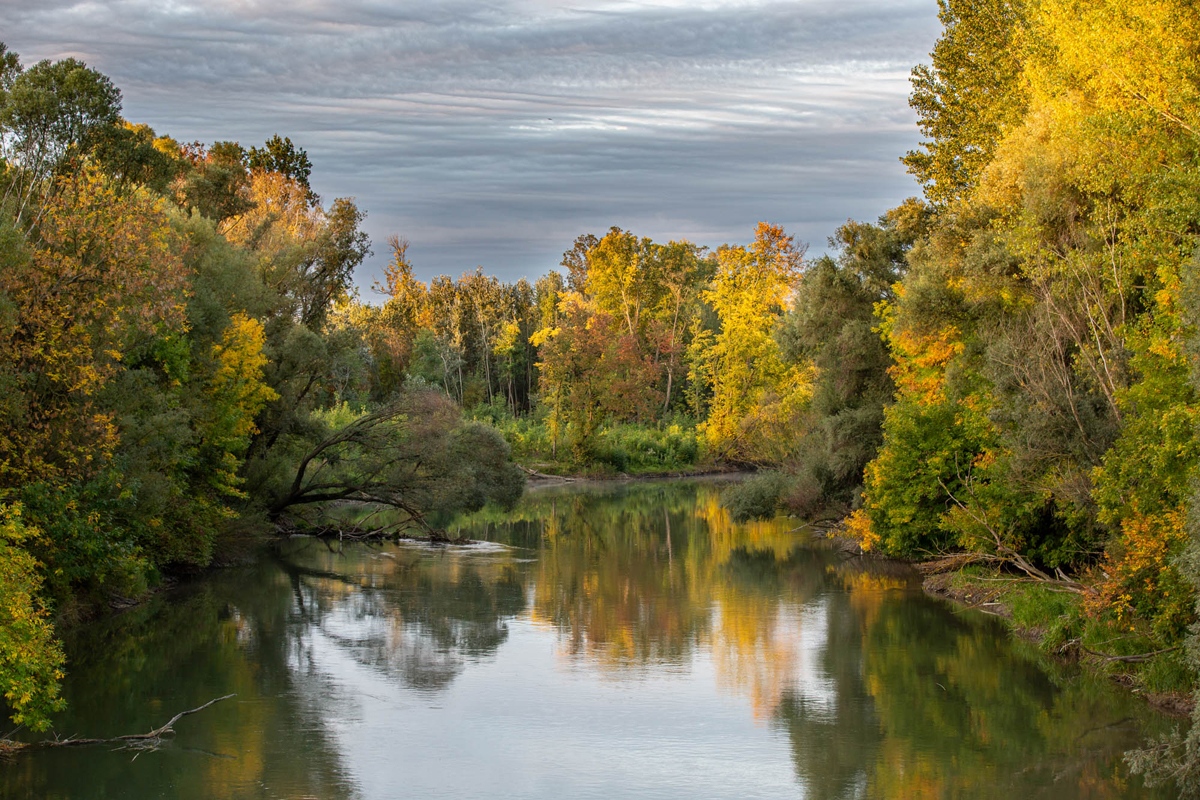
[2,479,1176,799]
[276,543,525,691]
[2,562,359,800]
[461,480,1173,799]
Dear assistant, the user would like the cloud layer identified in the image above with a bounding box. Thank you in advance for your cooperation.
[3,0,942,286]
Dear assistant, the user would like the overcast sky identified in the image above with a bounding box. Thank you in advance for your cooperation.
[3,0,942,289]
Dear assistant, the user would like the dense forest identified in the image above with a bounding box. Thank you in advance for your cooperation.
[5,0,1200,789]
[0,43,529,733]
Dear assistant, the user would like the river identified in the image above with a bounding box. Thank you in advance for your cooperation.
[2,478,1175,798]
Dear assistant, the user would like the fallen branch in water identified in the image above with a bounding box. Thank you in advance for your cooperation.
[1,694,236,755]
[1081,645,1182,664]
[517,464,575,481]
[276,517,474,544]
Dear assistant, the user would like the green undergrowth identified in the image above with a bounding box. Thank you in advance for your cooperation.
[930,568,1193,704]
[471,403,704,476]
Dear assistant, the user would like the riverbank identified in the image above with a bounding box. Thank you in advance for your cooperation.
[519,461,744,483]
[814,526,1195,717]
[920,567,1193,717]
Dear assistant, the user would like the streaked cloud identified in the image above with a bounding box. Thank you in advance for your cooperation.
[2,0,942,286]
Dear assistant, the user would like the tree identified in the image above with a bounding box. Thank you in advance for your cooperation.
[649,240,709,414]
[223,170,369,330]
[903,0,1027,205]
[0,164,188,491]
[0,49,123,226]
[175,140,253,225]
[561,233,598,294]
[0,505,64,732]
[90,121,182,193]
[700,223,807,461]
[264,390,524,533]
[771,200,928,516]
[586,227,661,339]
[247,134,316,204]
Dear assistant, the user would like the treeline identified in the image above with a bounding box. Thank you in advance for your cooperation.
[357,222,812,472]
[0,44,523,732]
[733,0,1200,705]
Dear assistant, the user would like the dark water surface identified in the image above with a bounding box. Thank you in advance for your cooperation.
[2,479,1175,799]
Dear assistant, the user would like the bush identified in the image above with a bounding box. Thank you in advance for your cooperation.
[0,505,66,731]
[476,414,702,472]
[722,472,788,522]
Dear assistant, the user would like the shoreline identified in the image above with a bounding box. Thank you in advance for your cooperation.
[920,565,1194,718]
[520,462,746,485]
[816,528,1194,718]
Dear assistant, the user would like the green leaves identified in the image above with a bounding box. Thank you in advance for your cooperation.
[247,134,315,203]
[903,0,1027,205]
[0,49,123,225]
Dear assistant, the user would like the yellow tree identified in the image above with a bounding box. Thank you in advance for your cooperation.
[700,223,808,461]
[0,505,65,732]
[202,313,279,499]
[0,164,187,491]
[585,227,659,339]
[368,236,430,397]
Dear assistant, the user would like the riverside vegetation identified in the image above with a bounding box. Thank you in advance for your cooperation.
[5,0,1200,791]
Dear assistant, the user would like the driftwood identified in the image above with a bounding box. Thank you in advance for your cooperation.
[517,464,575,481]
[2,694,236,755]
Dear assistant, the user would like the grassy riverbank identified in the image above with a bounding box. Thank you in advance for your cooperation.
[921,567,1193,716]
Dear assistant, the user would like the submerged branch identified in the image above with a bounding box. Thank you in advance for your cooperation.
[1,694,237,756]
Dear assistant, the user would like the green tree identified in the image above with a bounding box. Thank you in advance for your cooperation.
[247,134,315,202]
[903,0,1027,206]
[768,200,928,517]
[262,390,524,531]
[0,50,123,226]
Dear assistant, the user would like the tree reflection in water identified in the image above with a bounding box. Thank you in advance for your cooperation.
[276,540,526,692]
[3,479,1177,799]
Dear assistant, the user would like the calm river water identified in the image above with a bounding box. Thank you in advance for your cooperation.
[2,479,1176,799]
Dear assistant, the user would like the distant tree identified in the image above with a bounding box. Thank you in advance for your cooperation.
[700,223,806,461]
[247,134,316,203]
[561,233,598,294]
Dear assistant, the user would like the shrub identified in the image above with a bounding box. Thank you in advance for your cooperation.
[722,472,788,522]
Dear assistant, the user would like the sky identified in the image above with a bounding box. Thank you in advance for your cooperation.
[2,0,943,290]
